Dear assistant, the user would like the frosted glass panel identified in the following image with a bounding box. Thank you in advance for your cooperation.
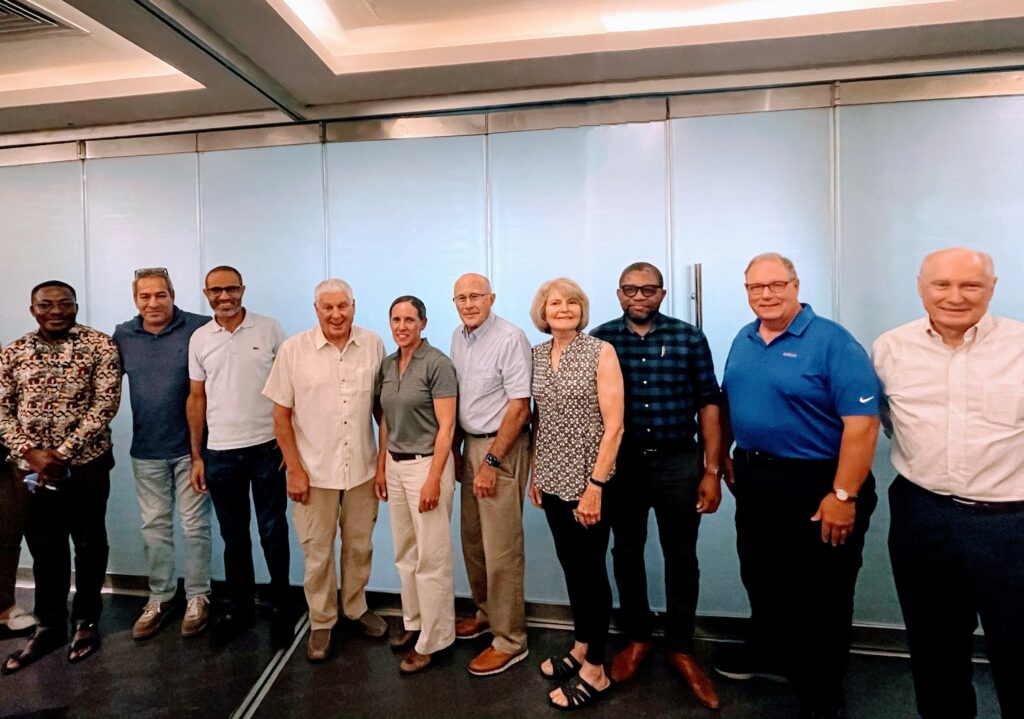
[838,96,1024,345]
[200,144,326,336]
[837,96,1024,625]
[326,135,487,593]
[326,136,486,343]
[0,161,85,344]
[489,123,669,350]
[670,109,834,617]
[84,153,205,576]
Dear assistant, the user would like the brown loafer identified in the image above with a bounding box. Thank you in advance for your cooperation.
[669,652,721,710]
[390,629,418,649]
[455,616,490,640]
[399,649,432,674]
[468,646,529,676]
[306,628,332,663]
[610,640,654,682]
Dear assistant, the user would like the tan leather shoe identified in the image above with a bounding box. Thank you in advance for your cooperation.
[132,601,176,640]
[610,640,654,682]
[468,646,530,676]
[455,616,490,639]
[669,652,721,710]
[181,596,210,638]
[399,649,432,674]
[306,628,332,663]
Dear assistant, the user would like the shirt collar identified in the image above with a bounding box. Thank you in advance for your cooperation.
[34,324,80,344]
[747,303,815,339]
[461,312,496,341]
[924,312,994,345]
[212,308,252,333]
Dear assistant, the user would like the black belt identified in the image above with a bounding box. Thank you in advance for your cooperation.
[465,426,530,440]
[898,475,1024,515]
[388,451,433,462]
[733,447,835,468]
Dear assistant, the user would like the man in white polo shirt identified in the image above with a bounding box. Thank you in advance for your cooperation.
[187,265,292,650]
[874,247,1024,719]
[263,278,387,662]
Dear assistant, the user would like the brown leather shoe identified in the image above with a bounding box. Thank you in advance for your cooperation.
[468,646,530,676]
[399,649,432,674]
[306,628,332,663]
[669,652,721,710]
[610,640,654,682]
[390,629,418,649]
[455,616,490,639]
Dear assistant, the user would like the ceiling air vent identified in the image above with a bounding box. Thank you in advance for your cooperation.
[0,0,80,40]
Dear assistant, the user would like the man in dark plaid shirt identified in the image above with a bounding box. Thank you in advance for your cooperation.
[591,261,722,710]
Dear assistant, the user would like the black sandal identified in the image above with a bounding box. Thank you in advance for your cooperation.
[68,621,101,664]
[2,626,67,675]
[540,652,583,680]
[549,674,613,711]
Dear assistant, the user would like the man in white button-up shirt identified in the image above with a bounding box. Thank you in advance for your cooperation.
[873,247,1024,719]
[263,278,386,662]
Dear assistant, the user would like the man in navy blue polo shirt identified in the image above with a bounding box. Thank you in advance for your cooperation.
[113,268,212,640]
[591,261,722,710]
[714,253,880,719]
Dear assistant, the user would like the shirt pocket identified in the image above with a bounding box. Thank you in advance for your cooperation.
[982,382,1024,426]
[465,368,503,397]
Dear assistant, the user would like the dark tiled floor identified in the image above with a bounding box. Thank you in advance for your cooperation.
[1,591,1000,719]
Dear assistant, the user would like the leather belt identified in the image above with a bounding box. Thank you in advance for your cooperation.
[733,447,835,468]
[388,451,433,462]
[465,426,530,440]
[949,495,1024,514]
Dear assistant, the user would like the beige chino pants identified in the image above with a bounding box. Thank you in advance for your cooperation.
[460,433,530,654]
[293,480,378,631]
[385,453,456,656]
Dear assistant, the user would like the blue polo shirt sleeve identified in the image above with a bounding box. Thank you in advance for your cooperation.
[827,335,880,417]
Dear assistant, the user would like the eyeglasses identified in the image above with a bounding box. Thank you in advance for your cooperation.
[32,301,77,312]
[620,284,662,298]
[134,267,169,279]
[744,280,794,296]
[453,293,489,305]
[206,285,243,297]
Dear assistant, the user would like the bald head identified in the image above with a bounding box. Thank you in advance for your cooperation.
[919,247,994,281]
[453,273,496,331]
[917,247,997,345]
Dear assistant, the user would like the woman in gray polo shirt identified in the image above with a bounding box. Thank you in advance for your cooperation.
[375,295,458,675]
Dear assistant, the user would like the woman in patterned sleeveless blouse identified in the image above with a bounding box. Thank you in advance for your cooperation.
[528,278,624,710]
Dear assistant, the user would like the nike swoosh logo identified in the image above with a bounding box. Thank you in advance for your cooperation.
[859,396,874,404]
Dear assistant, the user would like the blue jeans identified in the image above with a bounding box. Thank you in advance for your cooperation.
[131,455,212,603]
[204,440,290,611]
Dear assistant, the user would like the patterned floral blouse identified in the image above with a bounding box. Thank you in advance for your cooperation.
[532,332,613,501]
[0,325,122,469]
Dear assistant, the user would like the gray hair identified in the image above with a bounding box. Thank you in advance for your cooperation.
[313,278,354,305]
[745,252,798,280]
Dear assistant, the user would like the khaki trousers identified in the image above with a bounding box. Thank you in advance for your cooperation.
[386,453,455,656]
[460,433,530,654]
[293,480,378,630]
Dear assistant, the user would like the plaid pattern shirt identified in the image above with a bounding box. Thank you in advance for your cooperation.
[0,325,122,469]
[591,312,720,445]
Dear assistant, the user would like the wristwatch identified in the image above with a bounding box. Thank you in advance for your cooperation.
[833,488,857,502]
[484,453,502,468]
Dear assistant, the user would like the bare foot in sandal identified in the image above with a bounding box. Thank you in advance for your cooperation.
[68,621,101,664]
[540,641,587,680]
[549,660,612,709]
[2,626,66,675]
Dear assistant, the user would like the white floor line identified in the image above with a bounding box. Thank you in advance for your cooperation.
[230,613,310,719]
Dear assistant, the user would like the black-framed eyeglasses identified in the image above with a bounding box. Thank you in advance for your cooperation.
[620,284,662,298]
[134,267,169,279]
[206,285,243,296]
[744,280,794,296]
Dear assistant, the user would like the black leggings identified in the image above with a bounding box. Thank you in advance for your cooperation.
[543,492,612,665]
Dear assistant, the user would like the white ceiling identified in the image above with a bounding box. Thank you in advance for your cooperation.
[1,0,1023,138]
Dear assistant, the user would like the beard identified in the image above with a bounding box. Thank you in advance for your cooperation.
[625,306,656,324]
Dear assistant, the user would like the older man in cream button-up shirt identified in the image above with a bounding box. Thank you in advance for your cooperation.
[263,278,386,662]
[873,247,1024,719]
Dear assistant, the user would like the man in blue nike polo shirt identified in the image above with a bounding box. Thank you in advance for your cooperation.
[714,252,881,719]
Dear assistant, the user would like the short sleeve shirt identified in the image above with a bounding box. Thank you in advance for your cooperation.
[188,311,286,451]
[377,339,458,455]
[722,304,880,460]
[449,313,532,435]
[262,325,384,490]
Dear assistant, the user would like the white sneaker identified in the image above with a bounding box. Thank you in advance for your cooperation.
[181,595,210,638]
